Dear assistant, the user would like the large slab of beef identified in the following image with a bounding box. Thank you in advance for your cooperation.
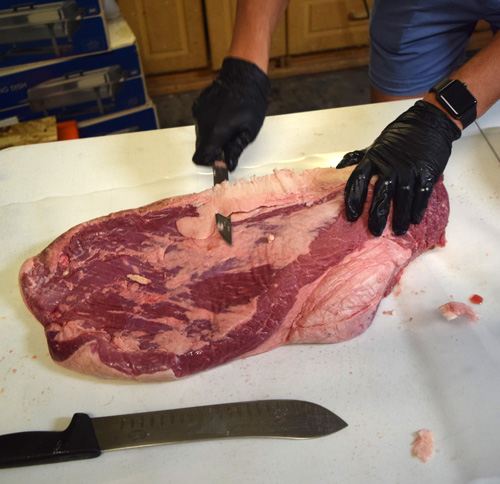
[19,167,449,381]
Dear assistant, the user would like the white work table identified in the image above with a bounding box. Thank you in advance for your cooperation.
[1,100,499,484]
[477,101,500,158]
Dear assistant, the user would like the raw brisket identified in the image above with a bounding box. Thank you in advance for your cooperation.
[19,167,449,381]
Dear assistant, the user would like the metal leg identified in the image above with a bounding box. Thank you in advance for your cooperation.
[47,24,61,57]
[94,88,104,115]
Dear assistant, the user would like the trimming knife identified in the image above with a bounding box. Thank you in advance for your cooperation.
[0,399,347,468]
[212,149,232,244]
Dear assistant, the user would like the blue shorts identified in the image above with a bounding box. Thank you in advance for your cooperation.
[369,0,500,96]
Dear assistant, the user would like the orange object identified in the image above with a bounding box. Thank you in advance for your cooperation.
[57,120,79,140]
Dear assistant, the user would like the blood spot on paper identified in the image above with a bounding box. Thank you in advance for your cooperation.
[469,294,483,305]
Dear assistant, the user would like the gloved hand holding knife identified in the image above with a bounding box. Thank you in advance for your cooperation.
[192,56,270,245]
[192,57,270,172]
[191,0,282,174]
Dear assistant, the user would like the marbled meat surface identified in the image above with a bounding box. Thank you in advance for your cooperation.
[19,167,449,381]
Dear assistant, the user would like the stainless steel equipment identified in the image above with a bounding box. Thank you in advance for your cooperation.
[0,2,84,57]
[27,65,126,116]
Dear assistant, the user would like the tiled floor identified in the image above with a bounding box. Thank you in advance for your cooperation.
[152,65,371,129]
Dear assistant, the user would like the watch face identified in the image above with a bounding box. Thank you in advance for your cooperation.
[440,80,477,118]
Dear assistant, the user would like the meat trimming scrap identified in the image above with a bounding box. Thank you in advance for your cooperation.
[19,167,449,381]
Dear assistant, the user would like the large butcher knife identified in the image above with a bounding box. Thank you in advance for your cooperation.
[213,149,232,244]
[0,399,347,468]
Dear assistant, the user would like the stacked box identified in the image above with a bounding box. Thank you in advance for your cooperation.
[0,0,109,69]
[0,7,159,138]
[78,100,159,137]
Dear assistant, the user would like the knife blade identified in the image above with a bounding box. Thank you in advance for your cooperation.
[0,399,347,468]
[212,150,232,244]
[212,156,229,186]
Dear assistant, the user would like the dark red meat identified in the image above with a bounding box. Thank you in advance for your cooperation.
[19,167,449,380]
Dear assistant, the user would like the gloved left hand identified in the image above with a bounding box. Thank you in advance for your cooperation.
[337,100,461,236]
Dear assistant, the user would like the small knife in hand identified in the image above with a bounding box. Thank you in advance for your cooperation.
[0,399,347,468]
[212,150,232,245]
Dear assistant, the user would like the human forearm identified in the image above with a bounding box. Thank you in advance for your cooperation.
[227,0,290,72]
[423,31,500,129]
[191,0,284,171]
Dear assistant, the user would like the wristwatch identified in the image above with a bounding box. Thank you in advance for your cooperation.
[430,79,477,129]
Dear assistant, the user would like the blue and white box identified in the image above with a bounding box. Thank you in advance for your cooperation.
[77,100,159,138]
[0,16,147,123]
[0,0,109,68]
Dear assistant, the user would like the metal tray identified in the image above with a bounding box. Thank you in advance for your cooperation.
[27,65,126,115]
[0,1,83,54]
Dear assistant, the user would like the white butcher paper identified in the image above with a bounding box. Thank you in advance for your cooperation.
[1,99,499,484]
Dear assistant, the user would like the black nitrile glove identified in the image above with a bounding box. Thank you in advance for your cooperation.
[337,100,461,236]
[192,58,270,171]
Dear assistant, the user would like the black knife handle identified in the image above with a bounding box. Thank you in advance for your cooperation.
[0,413,101,468]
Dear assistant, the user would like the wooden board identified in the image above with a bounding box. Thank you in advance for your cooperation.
[0,117,57,150]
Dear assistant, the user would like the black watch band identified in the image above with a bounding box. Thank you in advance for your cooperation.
[430,79,477,129]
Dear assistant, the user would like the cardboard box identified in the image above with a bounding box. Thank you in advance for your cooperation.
[0,16,147,123]
[0,0,110,68]
[77,100,159,137]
